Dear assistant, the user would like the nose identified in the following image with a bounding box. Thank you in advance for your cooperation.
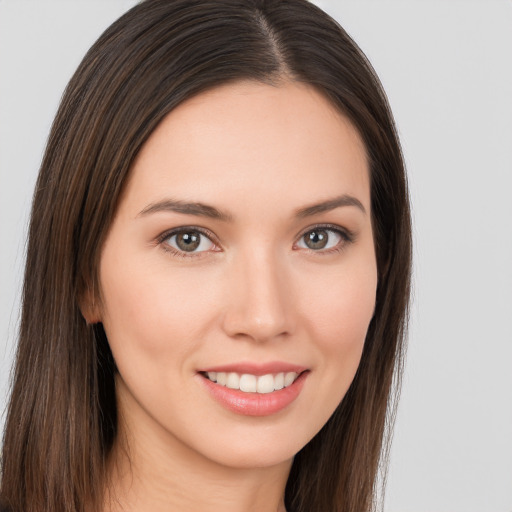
[221,248,295,343]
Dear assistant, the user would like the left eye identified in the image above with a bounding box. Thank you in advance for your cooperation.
[296,228,343,251]
[165,230,216,253]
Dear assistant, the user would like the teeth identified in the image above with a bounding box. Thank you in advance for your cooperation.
[274,372,285,390]
[284,372,297,387]
[239,374,257,392]
[226,372,239,389]
[205,371,299,393]
[257,374,274,394]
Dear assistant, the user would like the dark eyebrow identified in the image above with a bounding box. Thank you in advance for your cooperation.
[295,194,367,218]
[138,199,233,222]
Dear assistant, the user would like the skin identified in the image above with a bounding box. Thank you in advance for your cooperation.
[91,80,377,512]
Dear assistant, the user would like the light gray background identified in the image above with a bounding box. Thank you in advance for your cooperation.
[1,1,511,511]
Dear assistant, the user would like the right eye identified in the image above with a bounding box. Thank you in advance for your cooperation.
[162,229,217,255]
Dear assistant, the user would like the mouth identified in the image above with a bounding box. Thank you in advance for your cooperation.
[200,370,301,394]
[196,366,310,416]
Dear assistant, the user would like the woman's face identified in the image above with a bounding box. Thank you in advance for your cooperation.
[97,81,377,469]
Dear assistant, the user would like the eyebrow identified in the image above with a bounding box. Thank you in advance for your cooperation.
[138,193,366,221]
[295,194,367,217]
[138,199,233,222]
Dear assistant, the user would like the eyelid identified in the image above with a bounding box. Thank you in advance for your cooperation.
[156,225,217,243]
[296,223,354,239]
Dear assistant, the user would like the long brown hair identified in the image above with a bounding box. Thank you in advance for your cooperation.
[0,1,411,511]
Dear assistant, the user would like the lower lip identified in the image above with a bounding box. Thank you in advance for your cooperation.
[198,371,309,416]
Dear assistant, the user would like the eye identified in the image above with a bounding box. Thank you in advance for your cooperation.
[163,229,217,254]
[295,227,346,251]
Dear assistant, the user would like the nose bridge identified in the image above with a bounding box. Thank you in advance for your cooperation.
[222,245,294,342]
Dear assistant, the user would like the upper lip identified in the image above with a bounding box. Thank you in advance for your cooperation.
[197,361,309,376]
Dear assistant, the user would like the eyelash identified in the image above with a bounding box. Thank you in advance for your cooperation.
[156,224,354,259]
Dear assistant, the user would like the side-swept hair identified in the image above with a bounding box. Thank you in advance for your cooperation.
[0,1,411,511]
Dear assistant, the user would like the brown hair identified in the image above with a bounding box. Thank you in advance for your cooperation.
[0,1,411,511]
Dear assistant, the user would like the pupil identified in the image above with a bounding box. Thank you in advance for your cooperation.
[306,230,328,250]
[176,232,200,251]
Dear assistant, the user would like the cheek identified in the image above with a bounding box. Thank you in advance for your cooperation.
[279,254,377,446]
[300,255,377,376]
[305,258,376,334]
[98,253,220,368]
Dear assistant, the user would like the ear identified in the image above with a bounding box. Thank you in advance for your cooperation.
[78,285,102,325]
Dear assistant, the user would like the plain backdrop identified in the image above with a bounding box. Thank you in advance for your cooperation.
[1,1,511,511]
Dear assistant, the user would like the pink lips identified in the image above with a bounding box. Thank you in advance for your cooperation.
[196,362,309,417]
[198,362,308,376]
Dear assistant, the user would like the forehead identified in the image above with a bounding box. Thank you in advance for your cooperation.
[123,80,370,217]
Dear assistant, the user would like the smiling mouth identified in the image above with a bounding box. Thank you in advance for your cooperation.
[197,368,309,416]
[200,371,301,394]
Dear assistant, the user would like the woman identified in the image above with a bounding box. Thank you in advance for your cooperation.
[0,1,411,511]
